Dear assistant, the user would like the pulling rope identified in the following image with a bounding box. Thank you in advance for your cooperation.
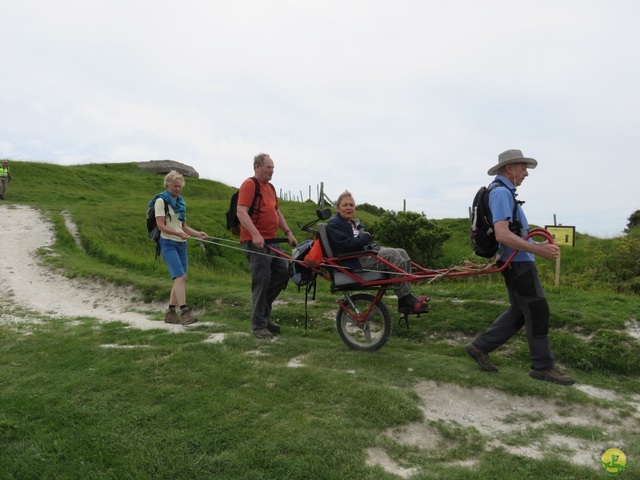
[190,235,290,258]
[188,236,393,277]
[186,236,500,282]
[188,236,411,275]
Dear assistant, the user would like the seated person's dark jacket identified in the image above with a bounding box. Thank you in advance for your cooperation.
[326,214,372,272]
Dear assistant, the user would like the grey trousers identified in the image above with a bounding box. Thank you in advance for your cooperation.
[473,261,555,371]
[0,177,7,198]
[244,242,290,330]
[360,247,412,298]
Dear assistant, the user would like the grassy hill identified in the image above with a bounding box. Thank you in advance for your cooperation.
[7,160,629,298]
[1,160,639,479]
[8,161,390,297]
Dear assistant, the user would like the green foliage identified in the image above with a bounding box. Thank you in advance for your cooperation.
[552,330,634,373]
[625,209,640,233]
[435,218,477,266]
[598,235,640,294]
[357,202,386,216]
[567,235,640,294]
[369,210,452,267]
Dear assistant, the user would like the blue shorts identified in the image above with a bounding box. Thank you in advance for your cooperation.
[160,238,188,279]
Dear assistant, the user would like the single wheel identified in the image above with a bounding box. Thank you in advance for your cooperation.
[336,292,392,352]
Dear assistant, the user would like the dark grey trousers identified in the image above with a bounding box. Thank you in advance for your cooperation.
[473,261,555,371]
[244,242,290,331]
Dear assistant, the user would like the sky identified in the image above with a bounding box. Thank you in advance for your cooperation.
[1,0,638,237]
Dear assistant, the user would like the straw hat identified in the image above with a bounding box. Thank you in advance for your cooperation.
[488,149,537,176]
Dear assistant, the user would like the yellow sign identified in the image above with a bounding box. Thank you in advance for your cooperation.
[544,225,575,247]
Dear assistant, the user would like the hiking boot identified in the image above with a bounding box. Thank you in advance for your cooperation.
[266,318,281,334]
[529,368,575,386]
[253,328,274,340]
[464,343,499,372]
[164,309,180,324]
[398,295,430,315]
[179,308,199,325]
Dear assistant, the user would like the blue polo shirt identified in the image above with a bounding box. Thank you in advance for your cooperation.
[488,175,534,262]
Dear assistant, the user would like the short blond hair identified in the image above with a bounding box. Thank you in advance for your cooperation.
[163,170,184,188]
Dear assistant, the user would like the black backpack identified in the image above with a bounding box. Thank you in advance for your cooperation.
[225,177,275,235]
[146,197,170,259]
[470,179,520,258]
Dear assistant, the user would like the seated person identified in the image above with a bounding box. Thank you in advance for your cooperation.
[326,191,429,315]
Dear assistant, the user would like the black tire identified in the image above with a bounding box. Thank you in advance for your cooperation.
[335,293,392,352]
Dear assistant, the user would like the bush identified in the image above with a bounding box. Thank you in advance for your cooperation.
[624,209,640,233]
[369,211,451,267]
[357,202,386,216]
[586,235,640,294]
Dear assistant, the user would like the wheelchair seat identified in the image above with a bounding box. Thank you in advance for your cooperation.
[316,223,387,288]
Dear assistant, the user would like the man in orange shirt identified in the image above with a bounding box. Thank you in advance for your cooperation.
[237,153,298,339]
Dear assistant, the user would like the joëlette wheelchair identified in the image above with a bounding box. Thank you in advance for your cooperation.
[271,208,554,352]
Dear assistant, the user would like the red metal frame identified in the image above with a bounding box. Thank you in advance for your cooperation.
[271,227,555,290]
[336,289,387,327]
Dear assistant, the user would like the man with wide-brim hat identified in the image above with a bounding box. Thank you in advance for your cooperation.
[487,149,538,176]
[465,149,576,386]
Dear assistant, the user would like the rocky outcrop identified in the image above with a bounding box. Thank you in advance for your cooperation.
[137,160,200,178]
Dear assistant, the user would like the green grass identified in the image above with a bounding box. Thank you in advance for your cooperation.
[0,160,638,479]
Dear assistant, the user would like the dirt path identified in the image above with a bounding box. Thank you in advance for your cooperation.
[0,204,181,330]
[1,204,638,476]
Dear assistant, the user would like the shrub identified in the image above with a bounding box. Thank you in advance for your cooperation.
[369,211,451,267]
[357,202,386,216]
[588,236,640,294]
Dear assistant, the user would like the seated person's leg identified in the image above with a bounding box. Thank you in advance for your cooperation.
[362,248,428,314]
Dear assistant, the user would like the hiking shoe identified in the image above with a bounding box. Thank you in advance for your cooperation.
[464,343,499,372]
[179,308,199,325]
[266,319,281,334]
[253,328,274,340]
[397,295,430,315]
[164,309,180,324]
[529,368,575,386]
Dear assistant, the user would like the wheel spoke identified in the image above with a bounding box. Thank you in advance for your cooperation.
[362,321,372,342]
[336,293,392,351]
